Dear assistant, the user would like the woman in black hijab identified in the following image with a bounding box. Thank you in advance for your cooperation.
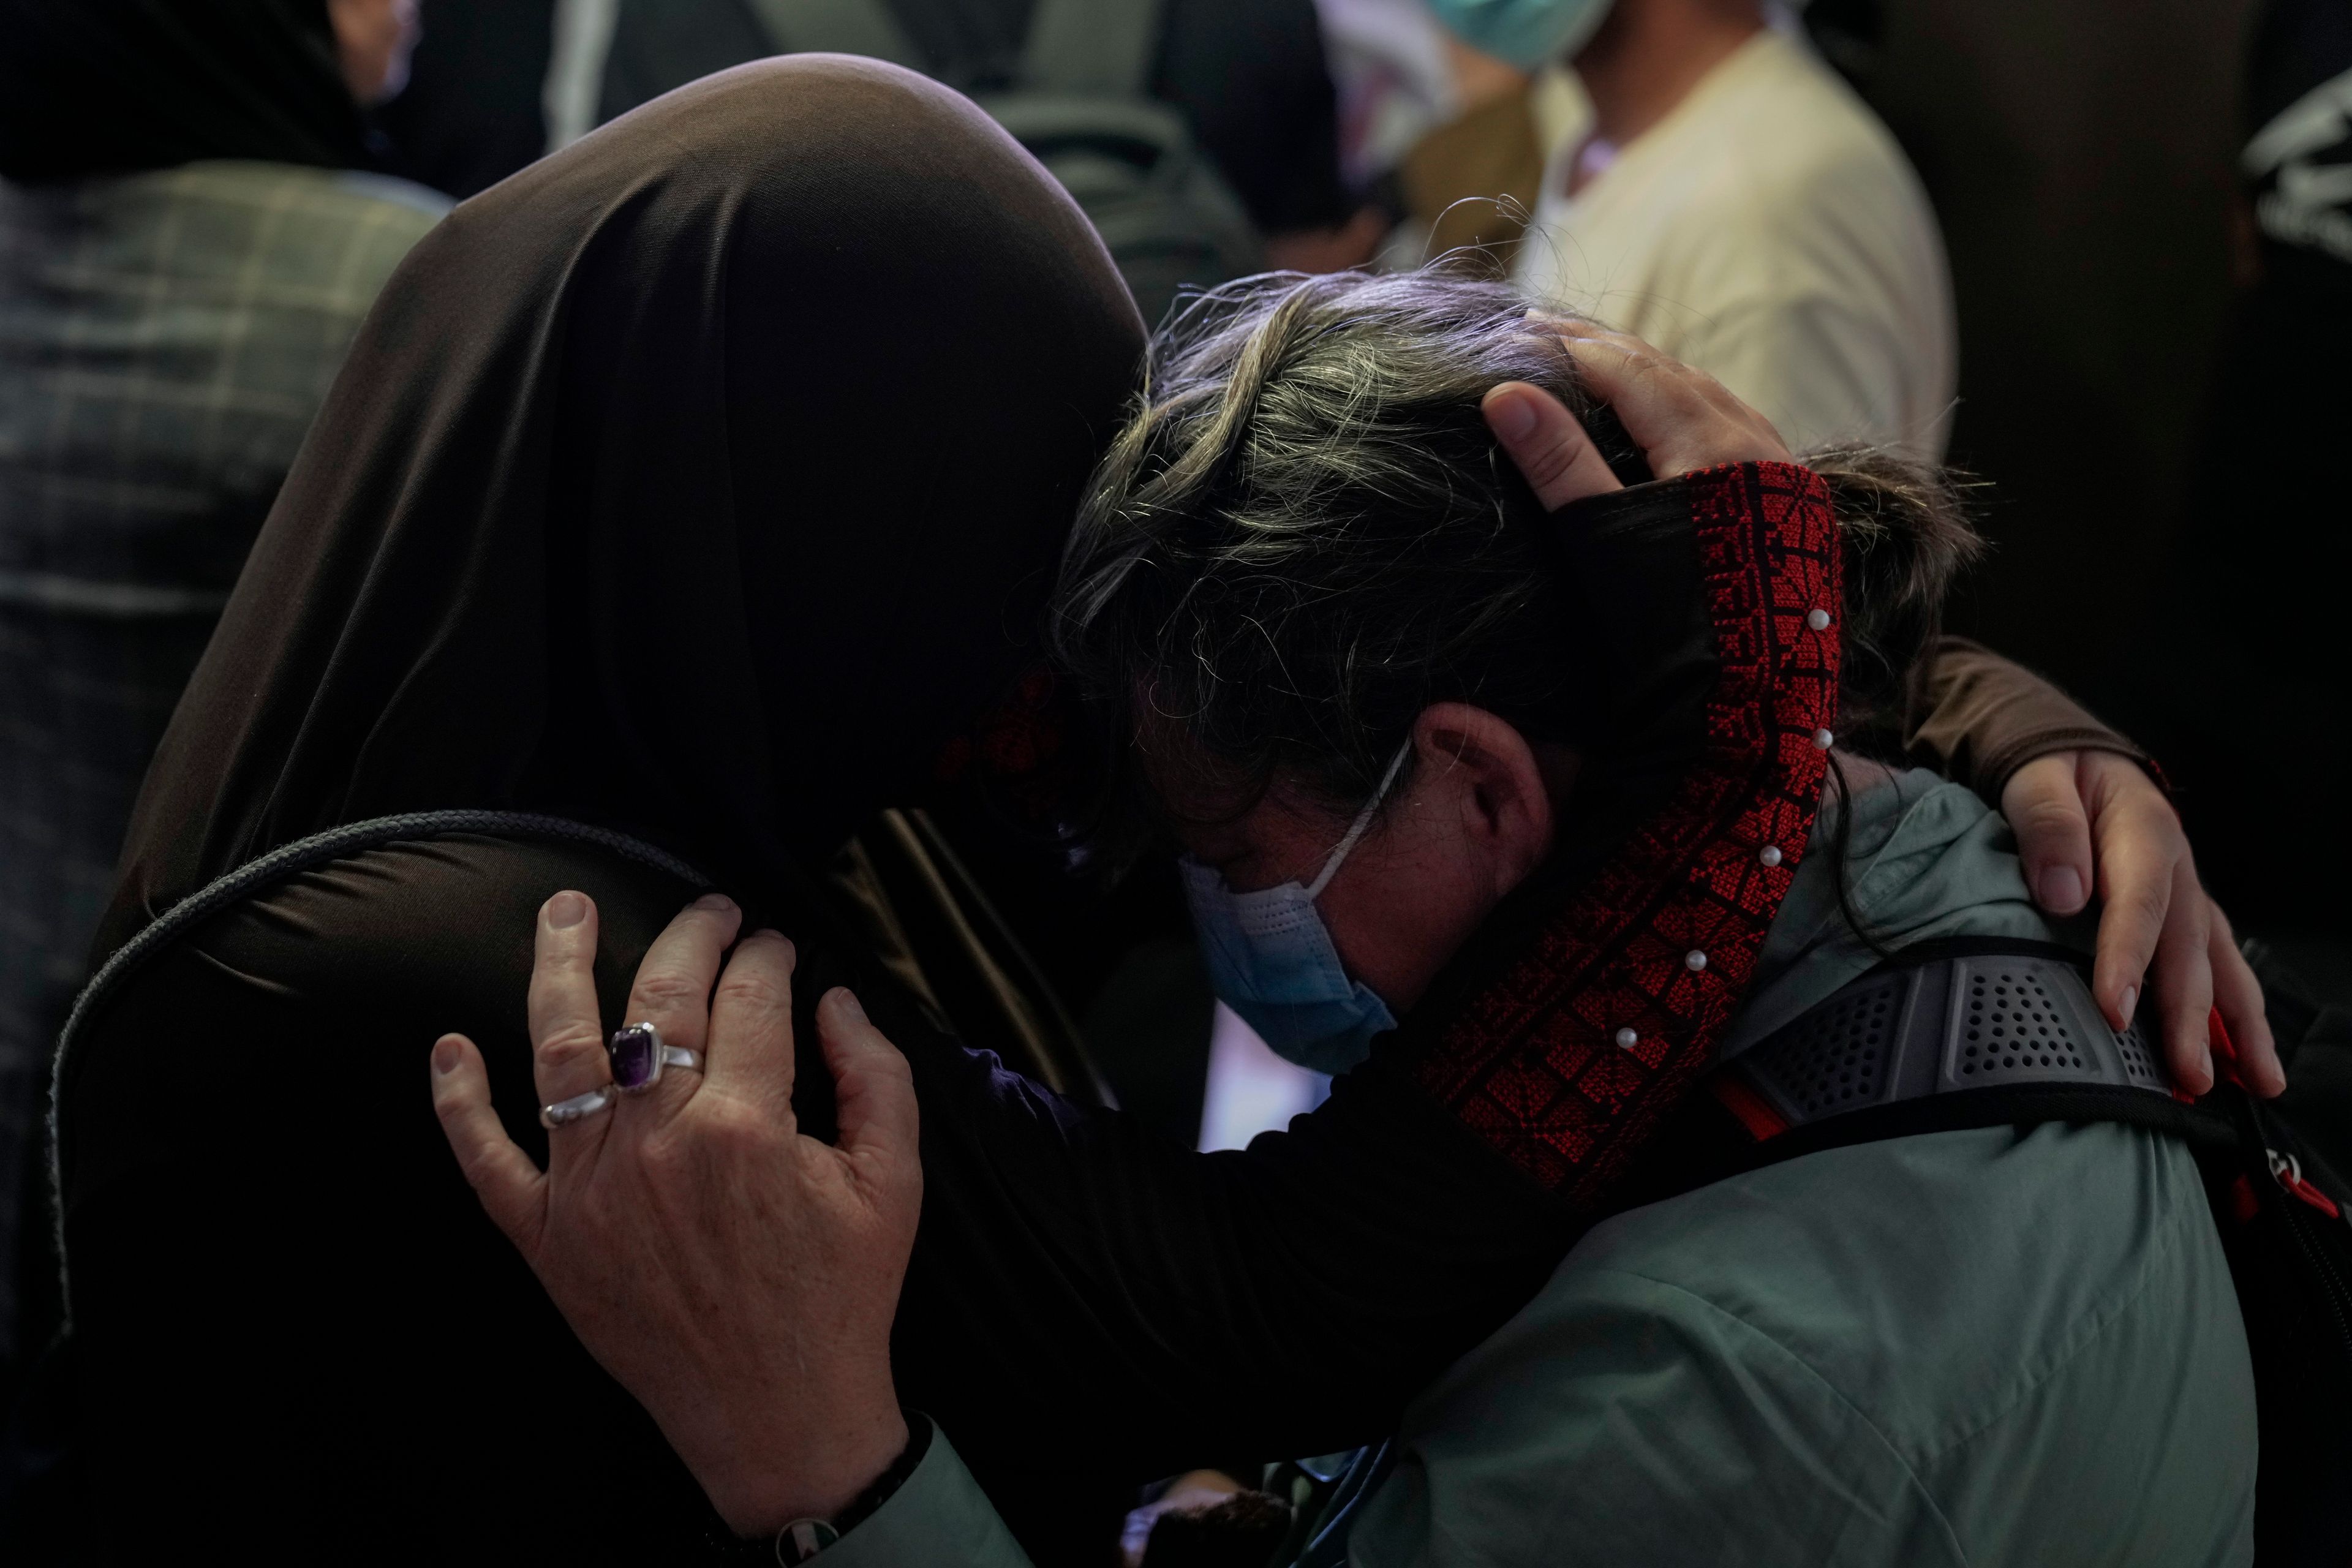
[47,50,2242,1568]
[51,53,1161,1561]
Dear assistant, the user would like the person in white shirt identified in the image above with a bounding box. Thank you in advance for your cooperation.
[1434,0,1956,457]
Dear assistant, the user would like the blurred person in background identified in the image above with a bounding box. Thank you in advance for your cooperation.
[1316,0,1464,198]
[1368,12,1564,268]
[1430,0,1954,458]
[0,0,447,1387]
[377,0,560,198]
[596,0,1387,307]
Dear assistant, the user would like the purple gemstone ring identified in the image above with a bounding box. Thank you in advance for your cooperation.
[606,1021,704,1095]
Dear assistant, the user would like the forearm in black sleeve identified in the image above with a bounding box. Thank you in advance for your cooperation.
[855,988,1569,1562]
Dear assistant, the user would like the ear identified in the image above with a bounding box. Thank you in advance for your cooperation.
[1411,703,1562,897]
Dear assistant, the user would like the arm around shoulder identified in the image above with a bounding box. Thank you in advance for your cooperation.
[1906,635,2147,802]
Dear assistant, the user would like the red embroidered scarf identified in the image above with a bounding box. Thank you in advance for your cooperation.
[1406,459,1843,1206]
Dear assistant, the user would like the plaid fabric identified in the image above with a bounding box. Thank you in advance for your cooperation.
[0,160,445,1351]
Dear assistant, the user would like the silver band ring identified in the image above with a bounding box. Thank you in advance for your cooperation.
[540,1087,616,1128]
[607,1021,702,1094]
[538,1023,704,1128]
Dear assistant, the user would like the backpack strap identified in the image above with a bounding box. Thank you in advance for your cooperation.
[47,809,711,1322]
[1728,937,2176,1126]
[1624,940,2352,1564]
[1718,1077,2240,1179]
[1691,937,2242,1188]
[739,0,924,72]
[1020,0,1163,97]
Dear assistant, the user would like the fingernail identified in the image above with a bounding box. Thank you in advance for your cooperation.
[693,893,736,913]
[1487,389,1538,443]
[432,1036,462,1075]
[546,891,588,929]
[2035,865,2086,914]
[2119,984,2139,1023]
[830,988,869,1025]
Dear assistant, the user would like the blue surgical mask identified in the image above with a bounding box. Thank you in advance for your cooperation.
[1178,747,1411,1077]
[1424,0,1614,72]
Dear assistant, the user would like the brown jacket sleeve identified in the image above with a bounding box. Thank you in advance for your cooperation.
[1905,635,2149,801]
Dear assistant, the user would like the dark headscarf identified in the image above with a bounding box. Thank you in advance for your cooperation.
[0,0,372,181]
[99,55,1145,956]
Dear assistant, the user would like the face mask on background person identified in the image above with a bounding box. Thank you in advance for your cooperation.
[1178,747,1412,1077]
[1424,0,1615,73]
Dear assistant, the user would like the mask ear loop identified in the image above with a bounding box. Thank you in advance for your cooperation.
[1305,741,1415,900]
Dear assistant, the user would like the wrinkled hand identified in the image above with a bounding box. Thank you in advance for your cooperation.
[2002,752,2281,1096]
[1482,325,2282,1102]
[430,891,922,1536]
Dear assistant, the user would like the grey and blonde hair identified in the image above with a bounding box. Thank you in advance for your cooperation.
[1050,268,1981,829]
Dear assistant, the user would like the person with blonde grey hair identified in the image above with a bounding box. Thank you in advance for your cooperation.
[438,270,2260,1566]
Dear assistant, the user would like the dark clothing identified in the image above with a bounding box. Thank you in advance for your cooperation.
[2152,0,2351,928]
[99,60,1144,943]
[0,0,372,181]
[0,0,442,1379]
[600,0,1356,235]
[56,62,1191,1561]
[0,162,444,1357]
[57,69,1550,1565]
[60,831,1574,1561]
[63,839,732,1556]
[379,0,560,198]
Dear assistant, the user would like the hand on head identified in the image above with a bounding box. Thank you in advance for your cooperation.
[1482,317,1795,507]
[430,892,923,1536]
[1484,320,2280,1101]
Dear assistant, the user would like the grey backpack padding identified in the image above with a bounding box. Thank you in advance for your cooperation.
[746,0,1263,325]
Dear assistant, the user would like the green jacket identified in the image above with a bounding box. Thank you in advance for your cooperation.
[833,769,2257,1566]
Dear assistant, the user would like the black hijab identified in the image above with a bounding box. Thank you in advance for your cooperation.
[99,55,1145,955]
[0,0,373,181]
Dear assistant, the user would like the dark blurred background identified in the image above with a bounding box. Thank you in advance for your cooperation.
[1869,0,2346,992]
[1876,0,2248,682]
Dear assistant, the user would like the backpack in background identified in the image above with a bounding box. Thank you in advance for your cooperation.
[744,0,1264,327]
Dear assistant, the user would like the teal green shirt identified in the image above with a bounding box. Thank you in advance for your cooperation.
[833,769,2258,1566]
